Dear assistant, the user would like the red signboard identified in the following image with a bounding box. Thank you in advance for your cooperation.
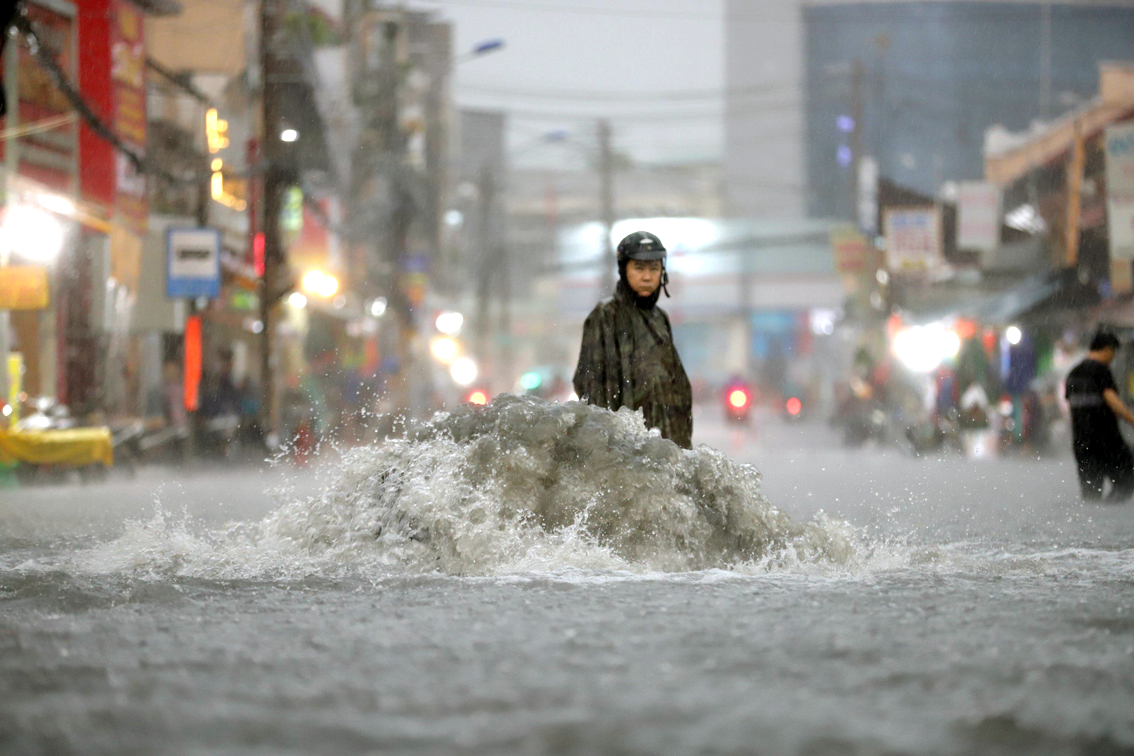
[111,0,147,235]
[0,1,78,194]
[78,0,116,211]
[183,315,202,413]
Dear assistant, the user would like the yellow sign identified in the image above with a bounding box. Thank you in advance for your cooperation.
[0,266,50,310]
[829,225,872,274]
[0,427,114,467]
[206,108,230,154]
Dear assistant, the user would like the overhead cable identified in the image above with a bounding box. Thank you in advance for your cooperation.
[11,10,201,185]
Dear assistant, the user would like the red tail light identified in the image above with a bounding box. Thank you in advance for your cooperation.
[727,388,750,410]
[467,389,489,406]
[786,396,802,416]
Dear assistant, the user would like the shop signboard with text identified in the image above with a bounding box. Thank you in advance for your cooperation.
[112,0,148,236]
[957,182,1001,256]
[166,228,221,299]
[1106,124,1134,259]
[883,207,942,274]
[0,266,50,310]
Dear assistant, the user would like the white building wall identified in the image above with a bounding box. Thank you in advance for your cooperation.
[723,0,805,220]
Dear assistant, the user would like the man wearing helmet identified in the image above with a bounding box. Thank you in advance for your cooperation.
[573,231,694,448]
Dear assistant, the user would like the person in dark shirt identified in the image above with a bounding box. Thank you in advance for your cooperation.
[1065,332,1134,501]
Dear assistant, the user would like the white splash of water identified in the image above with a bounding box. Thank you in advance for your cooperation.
[79,396,861,579]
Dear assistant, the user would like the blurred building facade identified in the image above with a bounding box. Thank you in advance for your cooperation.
[1,0,459,440]
[725,0,1134,222]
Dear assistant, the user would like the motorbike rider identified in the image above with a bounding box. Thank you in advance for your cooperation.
[1065,332,1134,501]
[573,231,693,448]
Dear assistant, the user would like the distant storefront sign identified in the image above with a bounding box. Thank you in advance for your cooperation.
[956,182,1001,255]
[166,227,221,299]
[883,207,942,273]
[857,156,879,237]
[112,0,148,236]
[1106,123,1134,260]
[1106,123,1134,295]
[0,266,50,310]
[18,2,77,196]
[829,225,872,274]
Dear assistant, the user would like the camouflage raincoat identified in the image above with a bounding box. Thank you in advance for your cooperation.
[573,280,693,448]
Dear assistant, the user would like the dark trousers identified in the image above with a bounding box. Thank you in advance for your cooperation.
[1074,441,1134,502]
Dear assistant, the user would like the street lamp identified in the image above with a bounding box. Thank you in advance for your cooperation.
[0,204,66,264]
[435,311,464,336]
[455,38,505,66]
[430,336,459,364]
[302,269,339,298]
[472,39,504,56]
[450,357,478,386]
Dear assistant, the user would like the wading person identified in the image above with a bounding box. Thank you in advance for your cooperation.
[573,231,693,448]
[1066,332,1134,501]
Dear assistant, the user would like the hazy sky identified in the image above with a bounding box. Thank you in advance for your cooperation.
[410,0,726,168]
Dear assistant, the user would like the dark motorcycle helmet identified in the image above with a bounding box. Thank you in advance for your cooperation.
[617,231,667,265]
[616,231,670,297]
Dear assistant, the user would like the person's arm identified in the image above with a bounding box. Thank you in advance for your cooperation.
[573,310,606,406]
[1103,389,1134,425]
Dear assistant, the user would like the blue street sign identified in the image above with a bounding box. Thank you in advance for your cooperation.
[166,227,222,299]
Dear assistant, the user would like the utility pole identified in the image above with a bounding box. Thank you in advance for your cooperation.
[1066,118,1085,268]
[379,18,416,417]
[259,0,285,441]
[474,165,495,368]
[1040,0,1052,121]
[598,118,615,296]
[849,59,864,225]
[0,31,19,408]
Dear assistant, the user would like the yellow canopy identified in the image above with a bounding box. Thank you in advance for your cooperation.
[0,428,114,468]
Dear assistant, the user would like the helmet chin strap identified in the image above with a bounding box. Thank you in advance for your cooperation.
[661,267,671,298]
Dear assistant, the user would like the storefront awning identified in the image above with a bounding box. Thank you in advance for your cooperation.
[966,268,1099,325]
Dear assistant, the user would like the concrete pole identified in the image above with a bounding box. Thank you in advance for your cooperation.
[849,60,864,226]
[259,0,284,442]
[0,33,19,408]
[1040,1,1052,121]
[598,118,615,296]
[1066,119,1085,268]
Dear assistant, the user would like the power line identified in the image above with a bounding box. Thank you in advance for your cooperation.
[413,0,720,21]
[456,80,801,103]
[459,98,807,123]
[11,10,200,186]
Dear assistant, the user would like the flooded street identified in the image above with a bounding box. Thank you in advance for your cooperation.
[3,403,1133,756]
[5,0,1134,751]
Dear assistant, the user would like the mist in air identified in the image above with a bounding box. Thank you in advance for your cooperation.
[2,1,1134,754]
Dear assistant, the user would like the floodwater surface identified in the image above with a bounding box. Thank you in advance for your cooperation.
[2,397,1133,755]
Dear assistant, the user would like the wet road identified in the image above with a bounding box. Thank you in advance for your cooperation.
[2,406,1133,755]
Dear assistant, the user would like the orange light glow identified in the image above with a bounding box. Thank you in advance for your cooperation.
[786,396,802,416]
[955,318,978,341]
[467,390,489,406]
[728,389,749,409]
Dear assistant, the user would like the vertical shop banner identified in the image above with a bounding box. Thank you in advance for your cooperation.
[957,182,1001,255]
[183,315,202,413]
[1106,124,1134,256]
[829,225,871,274]
[112,0,147,235]
[883,207,942,273]
[1105,124,1134,295]
[857,156,879,237]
